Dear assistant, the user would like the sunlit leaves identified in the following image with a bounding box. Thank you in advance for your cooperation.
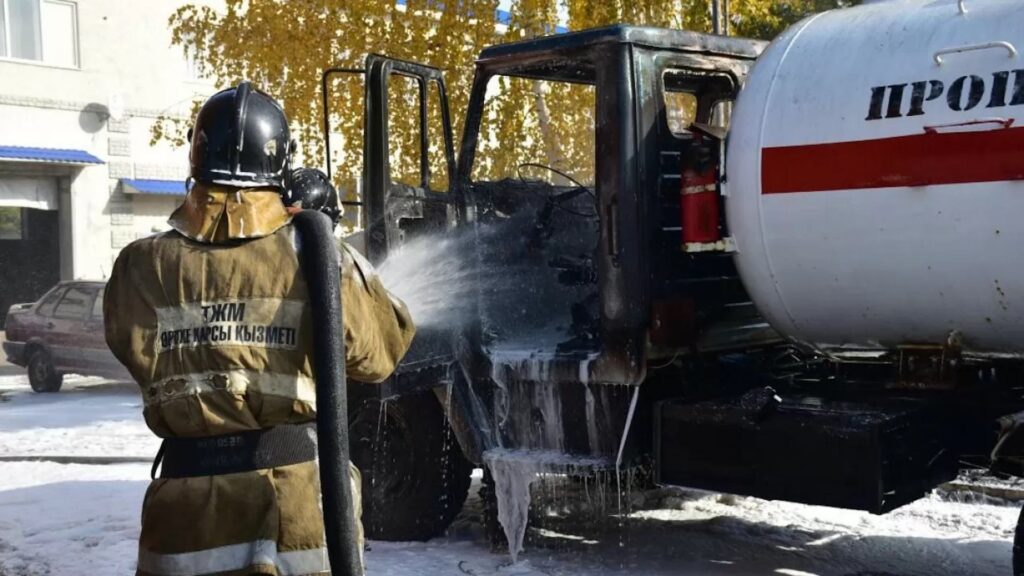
[155,0,852,191]
[157,0,496,190]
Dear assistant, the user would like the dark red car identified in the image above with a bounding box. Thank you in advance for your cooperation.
[3,281,130,392]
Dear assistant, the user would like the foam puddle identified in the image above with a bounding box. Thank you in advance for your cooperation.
[483,448,613,562]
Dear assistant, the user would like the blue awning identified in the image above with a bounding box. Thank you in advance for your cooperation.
[121,179,188,196]
[0,145,104,165]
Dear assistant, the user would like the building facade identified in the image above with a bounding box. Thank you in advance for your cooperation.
[0,0,215,324]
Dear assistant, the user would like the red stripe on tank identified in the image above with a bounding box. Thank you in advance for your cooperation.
[761,124,1024,194]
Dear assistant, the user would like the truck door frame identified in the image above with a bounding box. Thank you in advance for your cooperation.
[362,55,459,265]
[321,56,459,265]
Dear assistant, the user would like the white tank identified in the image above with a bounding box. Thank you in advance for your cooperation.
[727,0,1024,358]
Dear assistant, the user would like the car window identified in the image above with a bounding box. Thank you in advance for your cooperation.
[36,286,66,317]
[53,286,95,320]
[91,288,105,319]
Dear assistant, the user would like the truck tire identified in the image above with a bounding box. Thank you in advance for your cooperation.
[349,388,473,541]
[1015,505,1024,576]
[27,349,62,393]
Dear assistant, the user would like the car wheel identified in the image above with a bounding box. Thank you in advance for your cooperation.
[27,349,63,393]
[349,388,473,541]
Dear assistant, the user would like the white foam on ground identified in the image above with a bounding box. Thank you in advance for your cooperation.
[0,375,157,458]
[0,461,148,575]
[0,373,1019,575]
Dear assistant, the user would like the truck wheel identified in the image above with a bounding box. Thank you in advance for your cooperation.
[27,349,62,393]
[349,388,473,541]
[1015,505,1024,575]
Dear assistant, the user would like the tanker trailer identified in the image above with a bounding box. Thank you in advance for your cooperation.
[658,0,1024,571]
[728,0,1024,359]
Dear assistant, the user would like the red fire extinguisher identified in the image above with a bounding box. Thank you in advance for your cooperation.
[680,133,720,246]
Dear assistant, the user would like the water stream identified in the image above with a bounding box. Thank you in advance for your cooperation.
[375,231,479,330]
[372,218,624,563]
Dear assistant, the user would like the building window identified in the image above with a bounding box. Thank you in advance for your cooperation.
[0,207,23,240]
[183,50,205,81]
[0,0,78,67]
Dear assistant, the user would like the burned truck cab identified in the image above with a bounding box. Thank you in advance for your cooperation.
[447,26,770,465]
[325,34,770,541]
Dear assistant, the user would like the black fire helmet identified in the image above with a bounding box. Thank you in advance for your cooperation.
[188,81,293,189]
[283,167,342,228]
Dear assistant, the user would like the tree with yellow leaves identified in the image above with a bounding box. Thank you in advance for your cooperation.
[482,0,858,183]
[156,0,499,191]
[155,0,854,191]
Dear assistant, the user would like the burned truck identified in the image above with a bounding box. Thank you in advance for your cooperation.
[337,26,773,543]
[338,1,1024,570]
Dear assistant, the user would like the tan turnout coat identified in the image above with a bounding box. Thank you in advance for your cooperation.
[104,184,415,576]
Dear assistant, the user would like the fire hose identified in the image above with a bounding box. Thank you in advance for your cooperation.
[292,210,362,576]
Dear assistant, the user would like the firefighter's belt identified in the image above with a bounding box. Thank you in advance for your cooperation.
[154,423,317,479]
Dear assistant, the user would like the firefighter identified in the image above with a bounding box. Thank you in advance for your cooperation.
[281,167,358,275]
[104,81,415,576]
[282,167,342,226]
